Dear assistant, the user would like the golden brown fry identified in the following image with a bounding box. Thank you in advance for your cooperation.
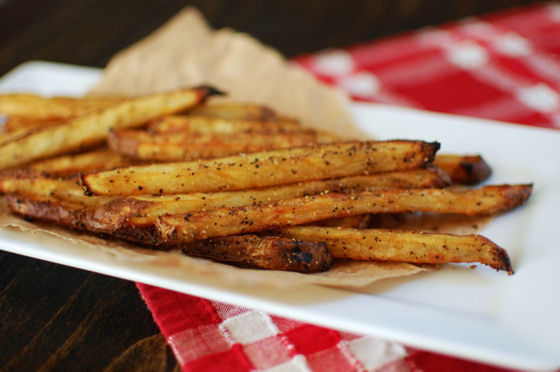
[28,149,131,176]
[81,140,439,196]
[0,86,220,169]
[434,154,492,184]
[147,115,303,135]
[188,102,278,121]
[0,94,122,117]
[5,194,331,273]
[155,184,532,243]
[0,170,113,207]
[0,94,124,131]
[315,215,372,229]
[279,226,513,273]
[91,169,451,229]
[108,128,333,161]
[3,116,62,133]
[7,193,90,230]
[179,235,332,273]
[0,127,30,145]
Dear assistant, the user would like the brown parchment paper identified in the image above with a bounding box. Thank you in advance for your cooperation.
[89,7,363,140]
[1,7,437,289]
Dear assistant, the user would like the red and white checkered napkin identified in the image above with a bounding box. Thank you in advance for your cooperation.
[137,4,560,371]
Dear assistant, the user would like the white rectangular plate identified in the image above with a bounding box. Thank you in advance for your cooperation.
[1,61,559,371]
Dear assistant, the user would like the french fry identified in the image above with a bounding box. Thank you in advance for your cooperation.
[0,86,221,169]
[0,170,113,207]
[434,154,492,184]
[90,169,452,229]
[108,129,332,161]
[3,117,62,134]
[315,215,372,229]
[279,226,513,273]
[81,140,440,196]
[0,127,30,145]
[188,102,278,121]
[0,94,124,131]
[155,184,532,243]
[147,115,304,135]
[5,194,332,273]
[178,235,333,272]
[7,193,90,230]
[0,168,449,231]
[28,148,131,176]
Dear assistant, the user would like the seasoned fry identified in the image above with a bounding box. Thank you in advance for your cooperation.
[5,194,331,273]
[279,226,512,273]
[0,94,122,117]
[155,184,532,243]
[90,169,451,228]
[1,168,450,231]
[3,117,62,133]
[434,154,492,184]
[108,129,332,161]
[28,149,131,176]
[0,127,30,145]
[316,215,372,229]
[0,94,124,131]
[0,86,220,169]
[147,115,304,135]
[179,235,332,273]
[188,102,278,121]
[81,140,440,196]
[0,170,113,207]
[7,193,90,230]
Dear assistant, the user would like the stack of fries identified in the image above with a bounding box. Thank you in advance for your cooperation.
[0,87,532,274]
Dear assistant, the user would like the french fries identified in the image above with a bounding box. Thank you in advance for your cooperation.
[108,128,333,161]
[0,94,124,131]
[434,154,492,184]
[147,115,303,135]
[0,170,113,207]
[188,102,279,121]
[178,235,333,273]
[0,86,220,169]
[279,226,513,273]
[28,148,131,175]
[81,140,440,195]
[0,90,533,275]
[89,169,450,228]
[5,193,332,273]
[155,185,532,243]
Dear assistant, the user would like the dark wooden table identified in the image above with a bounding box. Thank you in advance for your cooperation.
[0,1,546,370]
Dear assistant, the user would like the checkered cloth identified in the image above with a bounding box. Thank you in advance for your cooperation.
[137,4,560,371]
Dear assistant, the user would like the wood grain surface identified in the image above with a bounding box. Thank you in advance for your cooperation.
[0,0,546,370]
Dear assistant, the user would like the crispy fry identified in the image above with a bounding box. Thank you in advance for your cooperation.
[3,116,62,133]
[188,102,278,121]
[81,140,440,196]
[0,127,30,145]
[6,194,331,273]
[279,226,512,273]
[7,193,90,230]
[155,184,532,243]
[179,235,332,272]
[147,115,304,135]
[0,94,124,131]
[108,129,332,161]
[434,154,492,184]
[0,170,113,207]
[0,86,220,169]
[28,149,131,176]
[90,169,451,229]
[316,215,372,229]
